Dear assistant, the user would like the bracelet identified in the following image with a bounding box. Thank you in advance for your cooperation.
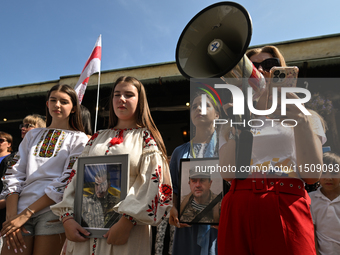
[62,217,74,224]
[123,214,137,226]
[26,207,34,215]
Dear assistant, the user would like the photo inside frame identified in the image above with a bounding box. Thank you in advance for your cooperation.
[81,163,123,229]
[179,158,223,225]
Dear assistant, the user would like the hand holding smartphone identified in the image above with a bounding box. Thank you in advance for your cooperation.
[267,66,299,119]
[269,66,299,87]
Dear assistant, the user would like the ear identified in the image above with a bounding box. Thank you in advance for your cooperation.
[71,105,76,114]
[46,101,49,108]
[214,112,220,120]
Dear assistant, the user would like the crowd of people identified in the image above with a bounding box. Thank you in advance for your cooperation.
[0,46,339,255]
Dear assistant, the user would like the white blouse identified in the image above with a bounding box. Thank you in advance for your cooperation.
[51,127,173,226]
[2,128,88,217]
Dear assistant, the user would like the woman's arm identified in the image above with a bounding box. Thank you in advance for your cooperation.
[279,91,323,184]
[2,194,55,236]
[0,199,6,210]
[294,118,323,184]
[5,193,19,220]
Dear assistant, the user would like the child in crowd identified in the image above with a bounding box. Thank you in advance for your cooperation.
[1,84,88,255]
[309,152,340,255]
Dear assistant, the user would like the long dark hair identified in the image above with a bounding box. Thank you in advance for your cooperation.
[80,105,93,136]
[108,76,167,159]
[45,84,85,132]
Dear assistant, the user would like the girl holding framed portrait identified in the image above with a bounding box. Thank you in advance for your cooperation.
[51,76,172,255]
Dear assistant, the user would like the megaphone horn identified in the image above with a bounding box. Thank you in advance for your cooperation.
[175,1,265,100]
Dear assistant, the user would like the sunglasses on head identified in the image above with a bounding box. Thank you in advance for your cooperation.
[252,58,281,72]
[0,138,7,143]
[19,123,35,129]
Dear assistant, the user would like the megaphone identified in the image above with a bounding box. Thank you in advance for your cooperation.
[176,2,262,180]
[175,1,265,100]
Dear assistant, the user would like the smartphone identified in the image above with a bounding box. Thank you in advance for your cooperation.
[269,66,299,87]
[267,66,299,119]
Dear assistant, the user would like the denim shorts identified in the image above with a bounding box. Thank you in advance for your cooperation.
[22,210,64,236]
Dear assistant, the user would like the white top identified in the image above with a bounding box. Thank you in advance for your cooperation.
[219,115,326,178]
[2,128,88,216]
[309,188,340,255]
[250,115,326,178]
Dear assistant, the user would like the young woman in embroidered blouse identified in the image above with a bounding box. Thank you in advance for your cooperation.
[1,84,88,255]
[50,76,172,255]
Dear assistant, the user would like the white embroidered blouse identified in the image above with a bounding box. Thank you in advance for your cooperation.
[51,127,173,226]
[2,128,89,217]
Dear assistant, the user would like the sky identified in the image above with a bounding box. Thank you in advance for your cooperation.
[1,0,340,88]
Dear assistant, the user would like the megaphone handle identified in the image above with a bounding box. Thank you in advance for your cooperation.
[234,57,253,180]
[235,129,253,180]
[241,56,251,129]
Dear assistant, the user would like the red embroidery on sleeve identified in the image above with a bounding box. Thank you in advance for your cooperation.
[147,166,173,221]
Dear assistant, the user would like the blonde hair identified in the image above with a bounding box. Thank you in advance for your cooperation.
[23,114,46,128]
[246,45,286,67]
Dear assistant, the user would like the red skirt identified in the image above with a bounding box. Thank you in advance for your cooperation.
[217,177,316,255]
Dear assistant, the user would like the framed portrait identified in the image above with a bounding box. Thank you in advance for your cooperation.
[74,154,129,238]
[178,158,225,225]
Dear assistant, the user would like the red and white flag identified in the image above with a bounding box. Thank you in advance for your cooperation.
[74,35,102,104]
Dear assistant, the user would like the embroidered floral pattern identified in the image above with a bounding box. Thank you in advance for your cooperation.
[143,130,157,148]
[36,129,65,158]
[87,131,100,147]
[5,192,20,198]
[7,154,19,170]
[92,238,98,255]
[60,212,74,221]
[123,213,137,226]
[34,129,48,156]
[65,169,76,188]
[159,184,172,202]
[55,131,66,156]
[147,166,173,221]
[55,168,76,192]
[40,130,57,157]
[151,165,162,183]
[105,129,124,155]
[67,157,77,170]
[110,129,124,146]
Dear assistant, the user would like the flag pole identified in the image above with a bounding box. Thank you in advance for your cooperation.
[94,70,101,133]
